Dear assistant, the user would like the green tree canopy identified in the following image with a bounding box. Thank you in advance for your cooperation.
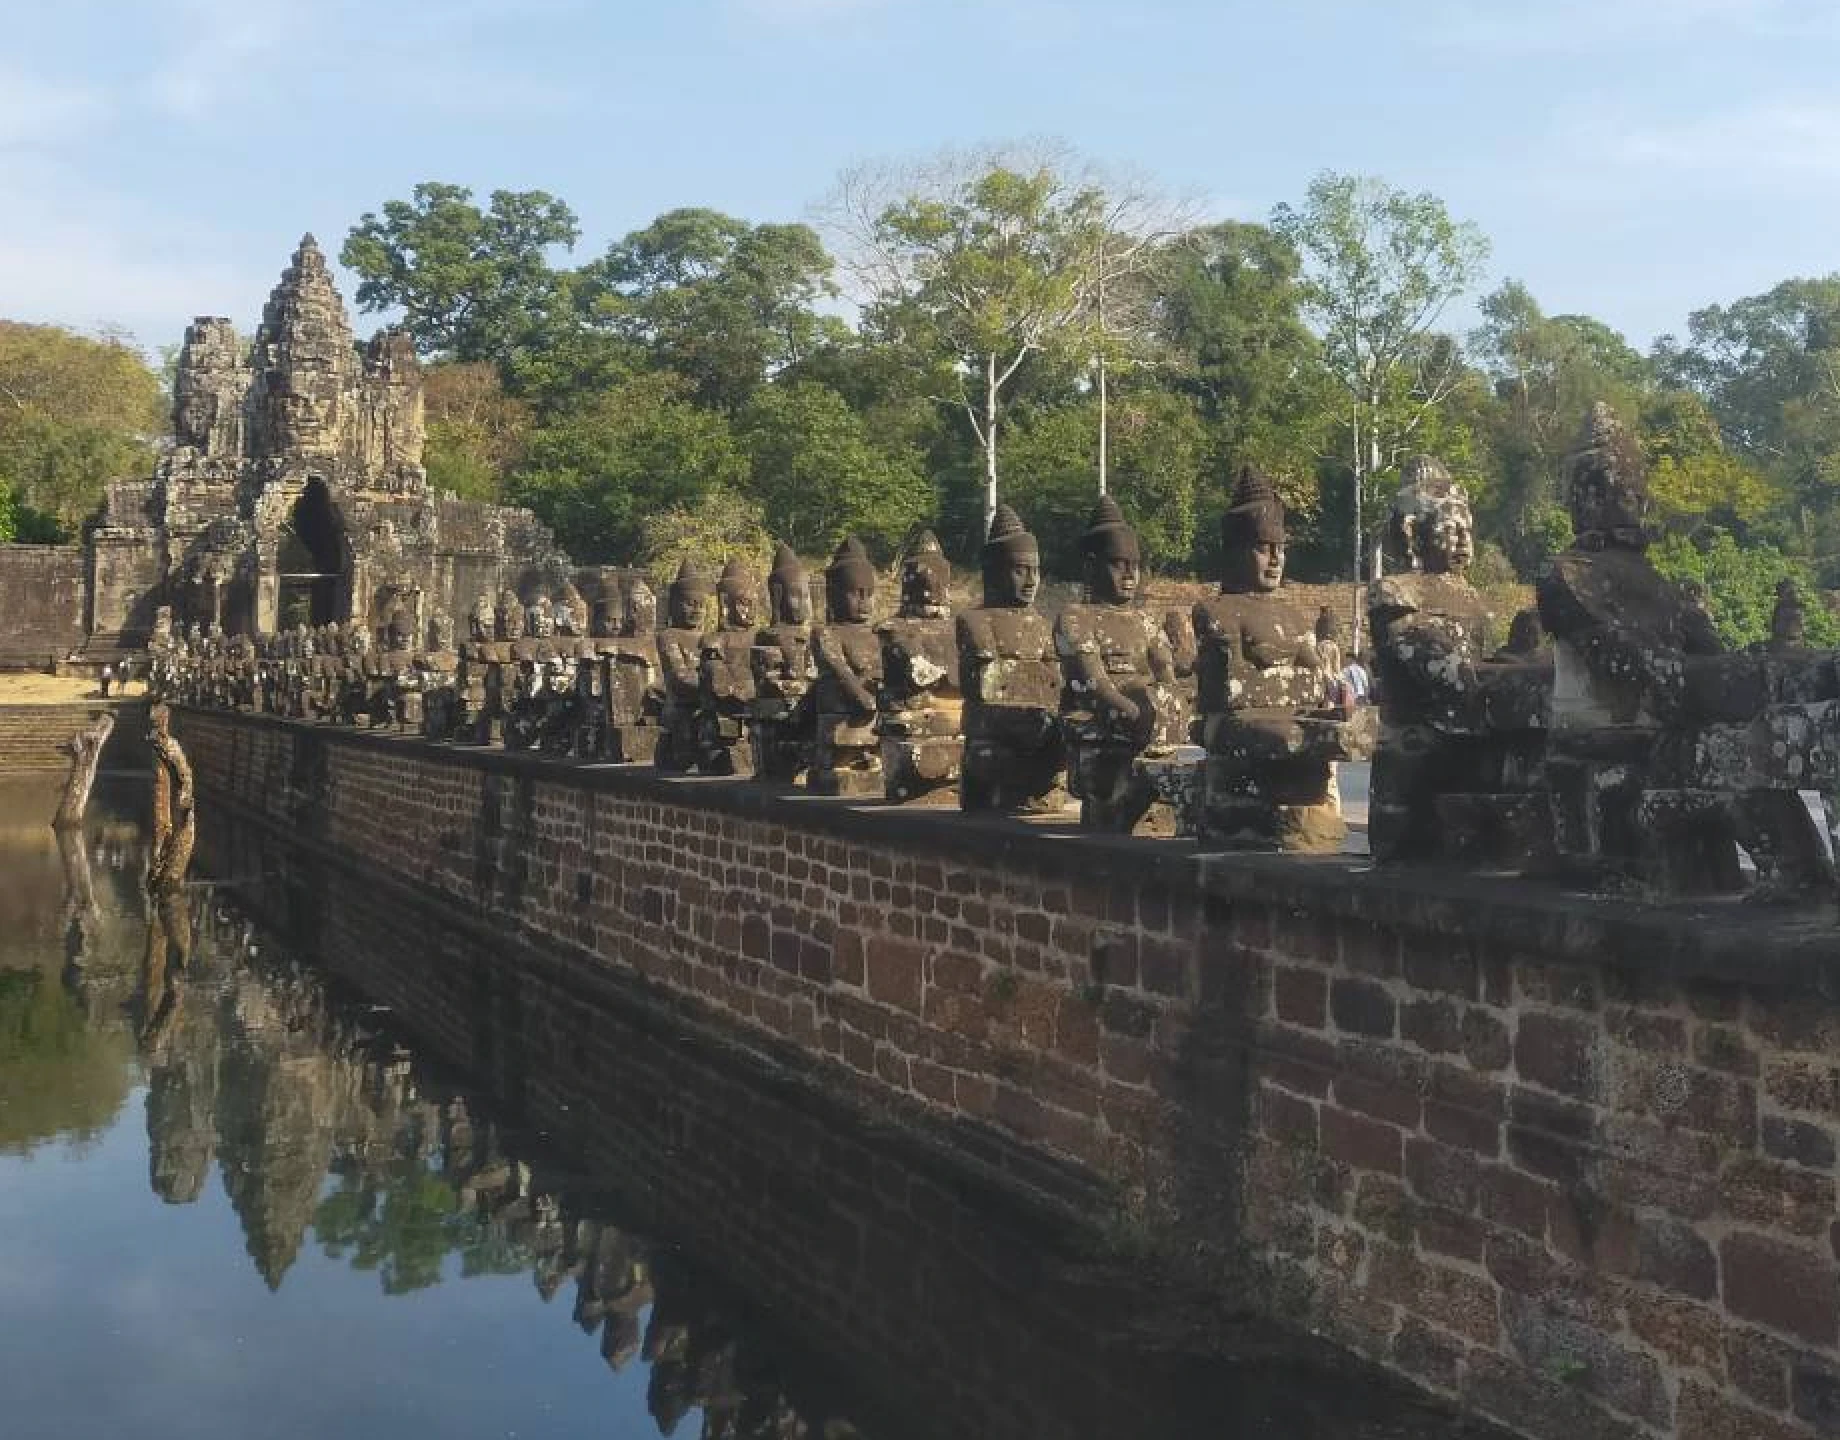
[737,380,933,557]
[1272,173,1488,588]
[0,320,163,539]
[341,182,581,364]
[513,372,748,561]
[1001,386,1206,575]
[576,209,846,412]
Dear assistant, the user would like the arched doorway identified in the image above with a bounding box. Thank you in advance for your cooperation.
[276,478,347,628]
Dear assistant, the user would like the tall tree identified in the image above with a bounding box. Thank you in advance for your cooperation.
[575,209,846,412]
[512,372,747,562]
[736,381,933,556]
[833,150,1171,535]
[1654,276,1840,538]
[420,362,534,502]
[1272,173,1488,603]
[1470,280,1652,571]
[1153,221,1336,559]
[341,183,580,364]
[0,320,163,539]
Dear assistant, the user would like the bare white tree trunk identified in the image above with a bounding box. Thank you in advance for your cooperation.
[984,351,1000,537]
[1097,353,1109,496]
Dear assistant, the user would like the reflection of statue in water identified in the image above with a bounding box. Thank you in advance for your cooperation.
[147,703,195,893]
[56,825,99,989]
[136,887,195,1053]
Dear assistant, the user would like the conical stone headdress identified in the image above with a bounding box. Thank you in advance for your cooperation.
[669,558,710,604]
[1080,494,1137,559]
[717,555,756,600]
[1222,464,1285,550]
[983,503,1038,562]
[769,541,803,586]
[826,535,876,590]
[902,528,950,585]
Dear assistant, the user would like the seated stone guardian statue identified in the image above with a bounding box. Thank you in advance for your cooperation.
[1193,466,1371,851]
[809,537,884,795]
[1053,496,1184,834]
[748,544,816,783]
[876,531,963,803]
[416,611,461,740]
[607,578,664,763]
[1538,402,1838,896]
[1367,456,1551,866]
[956,505,1067,813]
[697,558,760,776]
[656,562,712,772]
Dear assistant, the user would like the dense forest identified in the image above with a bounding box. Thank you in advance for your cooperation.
[4,149,1839,645]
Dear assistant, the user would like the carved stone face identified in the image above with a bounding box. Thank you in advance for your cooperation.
[1225,540,1285,594]
[625,580,658,635]
[1418,498,1474,575]
[667,587,704,630]
[829,575,874,625]
[1570,456,1646,545]
[769,574,811,626]
[721,588,757,629]
[1084,535,1141,606]
[527,604,555,639]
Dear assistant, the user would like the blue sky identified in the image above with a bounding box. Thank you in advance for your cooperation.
[5,0,1838,356]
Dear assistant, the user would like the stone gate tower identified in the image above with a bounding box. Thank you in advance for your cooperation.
[87,237,564,648]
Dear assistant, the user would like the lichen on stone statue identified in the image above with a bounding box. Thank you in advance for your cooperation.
[1538,402,1839,896]
[809,537,884,796]
[956,505,1067,814]
[1367,455,1550,867]
[1053,497,1184,834]
[1192,465,1368,851]
[876,530,963,804]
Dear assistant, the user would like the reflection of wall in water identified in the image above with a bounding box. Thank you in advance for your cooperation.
[195,810,1479,1440]
[125,885,859,1440]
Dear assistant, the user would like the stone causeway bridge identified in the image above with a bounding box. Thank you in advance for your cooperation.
[170,700,1840,1440]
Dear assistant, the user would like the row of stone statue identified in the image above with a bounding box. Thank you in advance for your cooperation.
[154,402,1840,900]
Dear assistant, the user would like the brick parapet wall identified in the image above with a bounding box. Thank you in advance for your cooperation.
[174,706,1840,1440]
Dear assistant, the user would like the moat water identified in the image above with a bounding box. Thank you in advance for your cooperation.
[0,775,1494,1440]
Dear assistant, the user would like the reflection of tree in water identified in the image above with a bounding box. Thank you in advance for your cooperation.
[0,964,135,1153]
[312,1102,534,1295]
[126,901,862,1439]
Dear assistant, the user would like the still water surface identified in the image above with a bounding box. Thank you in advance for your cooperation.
[0,777,1495,1440]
